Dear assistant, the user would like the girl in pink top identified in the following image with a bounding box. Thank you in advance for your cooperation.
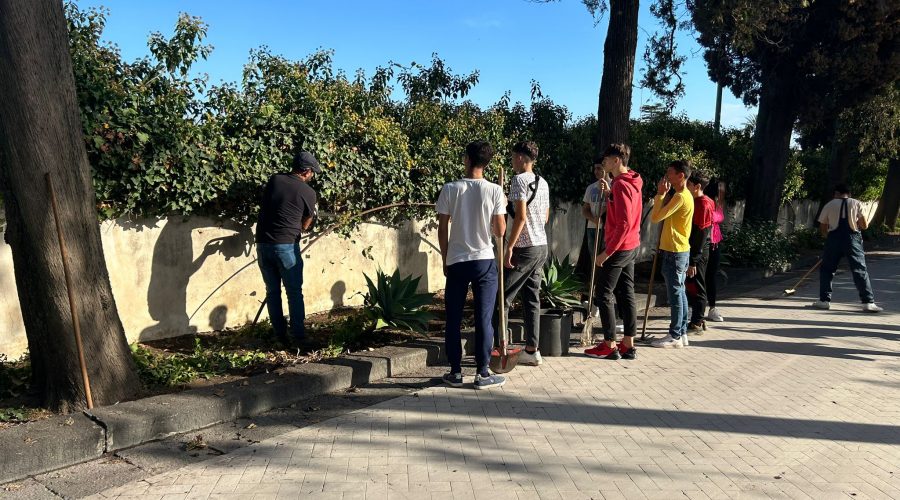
[704,179,726,322]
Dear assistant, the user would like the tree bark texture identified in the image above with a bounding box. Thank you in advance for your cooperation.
[871,157,900,230]
[0,0,140,411]
[595,0,639,152]
[746,74,798,221]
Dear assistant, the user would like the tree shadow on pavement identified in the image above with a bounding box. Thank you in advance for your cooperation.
[719,317,900,338]
[693,334,899,361]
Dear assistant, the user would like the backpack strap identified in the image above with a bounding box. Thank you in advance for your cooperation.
[525,175,541,206]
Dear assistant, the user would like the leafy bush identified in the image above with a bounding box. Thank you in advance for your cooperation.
[722,221,798,270]
[65,3,880,224]
[362,269,434,333]
[322,311,374,358]
[130,338,268,387]
[791,227,824,251]
[541,255,583,308]
[0,353,30,399]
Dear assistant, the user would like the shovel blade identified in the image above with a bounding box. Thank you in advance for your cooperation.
[489,347,522,374]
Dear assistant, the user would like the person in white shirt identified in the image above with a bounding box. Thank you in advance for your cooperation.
[812,184,883,313]
[437,140,508,389]
[494,141,550,367]
[582,161,608,255]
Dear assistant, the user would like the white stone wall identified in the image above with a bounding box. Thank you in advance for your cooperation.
[0,198,880,357]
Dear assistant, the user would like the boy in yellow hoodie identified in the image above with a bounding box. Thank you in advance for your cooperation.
[650,160,694,348]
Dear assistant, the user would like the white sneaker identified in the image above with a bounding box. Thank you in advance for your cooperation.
[651,335,683,349]
[518,350,543,366]
[811,301,831,310]
[707,308,724,322]
[862,303,883,313]
[681,333,690,347]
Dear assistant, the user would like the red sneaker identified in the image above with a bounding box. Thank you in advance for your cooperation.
[585,343,621,360]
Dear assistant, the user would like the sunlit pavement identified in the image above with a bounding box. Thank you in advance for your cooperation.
[91,252,900,499]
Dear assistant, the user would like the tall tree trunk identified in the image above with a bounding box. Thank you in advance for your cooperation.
[813,117,859,225]
[595,0,640,151]
[578,0,639,280]
[713,81,723,133]
[0,0,140,411]
[745,74,798,221]
[871,157,900,230]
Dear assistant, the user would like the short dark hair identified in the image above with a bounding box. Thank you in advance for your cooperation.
[834,183,851,195]
[703,177,722,199]
[688,171,710,189]
[668,159,692,179]
[511,141,539,161]
[465,140,494,168]
[599,143,631,166]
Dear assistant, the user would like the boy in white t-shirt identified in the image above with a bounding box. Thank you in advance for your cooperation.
[437,141,508,389]
[812,184,882,313]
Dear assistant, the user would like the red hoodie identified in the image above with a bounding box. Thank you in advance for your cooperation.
[604,169,643,254]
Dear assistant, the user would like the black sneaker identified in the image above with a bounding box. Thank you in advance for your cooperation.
[687,321,705,335]
[442,372,463,388]
[619,346,636,360]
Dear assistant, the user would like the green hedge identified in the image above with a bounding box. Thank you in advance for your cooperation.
[68,2,876,227]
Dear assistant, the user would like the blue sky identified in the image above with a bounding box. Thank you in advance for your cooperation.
[75,0,755,128]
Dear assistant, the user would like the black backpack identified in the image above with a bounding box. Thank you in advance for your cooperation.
[506,174,542,220]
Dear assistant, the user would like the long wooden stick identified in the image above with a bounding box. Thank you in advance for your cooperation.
[581,185,606,346]
[639,249,659,341]
[497,165,508,361]
[46,173,93,409]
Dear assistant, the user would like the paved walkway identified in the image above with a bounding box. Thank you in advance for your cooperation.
[91,252,900,500]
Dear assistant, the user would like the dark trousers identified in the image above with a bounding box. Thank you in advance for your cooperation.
[687,250,709,324]
[257,243,305,342]
[445,259,498,376]
[706,244,721,309]
[493,245,547,350]
[595,248,638,341]
[819,231,875,303]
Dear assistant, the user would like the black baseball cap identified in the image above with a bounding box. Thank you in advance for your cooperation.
[293,151,322,173]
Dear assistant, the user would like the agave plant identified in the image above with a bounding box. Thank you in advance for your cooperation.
[541,255,583,309]
[362,269,435,333]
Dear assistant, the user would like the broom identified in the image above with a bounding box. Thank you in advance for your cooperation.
[580,191,605,346]
[490,164,521,373]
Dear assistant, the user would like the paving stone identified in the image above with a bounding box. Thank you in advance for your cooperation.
[18,254,900,499]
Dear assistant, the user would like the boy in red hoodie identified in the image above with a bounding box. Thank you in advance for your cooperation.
[585,144,643,360]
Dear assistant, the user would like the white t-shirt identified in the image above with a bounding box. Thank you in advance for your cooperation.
[818,197,863,232]
[509,172,549,248]
[436,178,506,266]
[583,181,607,229]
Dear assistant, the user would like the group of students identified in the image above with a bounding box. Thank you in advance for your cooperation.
[435,140,729,389]
[252,143,883,391]
[434,139,885,389]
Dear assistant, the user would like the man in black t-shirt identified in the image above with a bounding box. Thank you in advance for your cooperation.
[256,151,320,346]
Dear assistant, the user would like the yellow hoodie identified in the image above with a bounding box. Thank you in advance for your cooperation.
[651,188,694,253]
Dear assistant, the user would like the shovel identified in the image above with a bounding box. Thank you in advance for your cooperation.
[490,165,520,374]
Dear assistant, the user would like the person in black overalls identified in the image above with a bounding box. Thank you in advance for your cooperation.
[813,184,883,313]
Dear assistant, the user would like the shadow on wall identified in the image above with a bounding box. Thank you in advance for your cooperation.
[138,218,253,341]
[396,219,435,293]
[330,281,347,308]
[209,305,228,332]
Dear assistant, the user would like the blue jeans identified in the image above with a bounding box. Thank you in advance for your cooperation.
[819,231,875,303]
[257,243,305,342]
[445,259,498,376]
[661,250,689,339]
